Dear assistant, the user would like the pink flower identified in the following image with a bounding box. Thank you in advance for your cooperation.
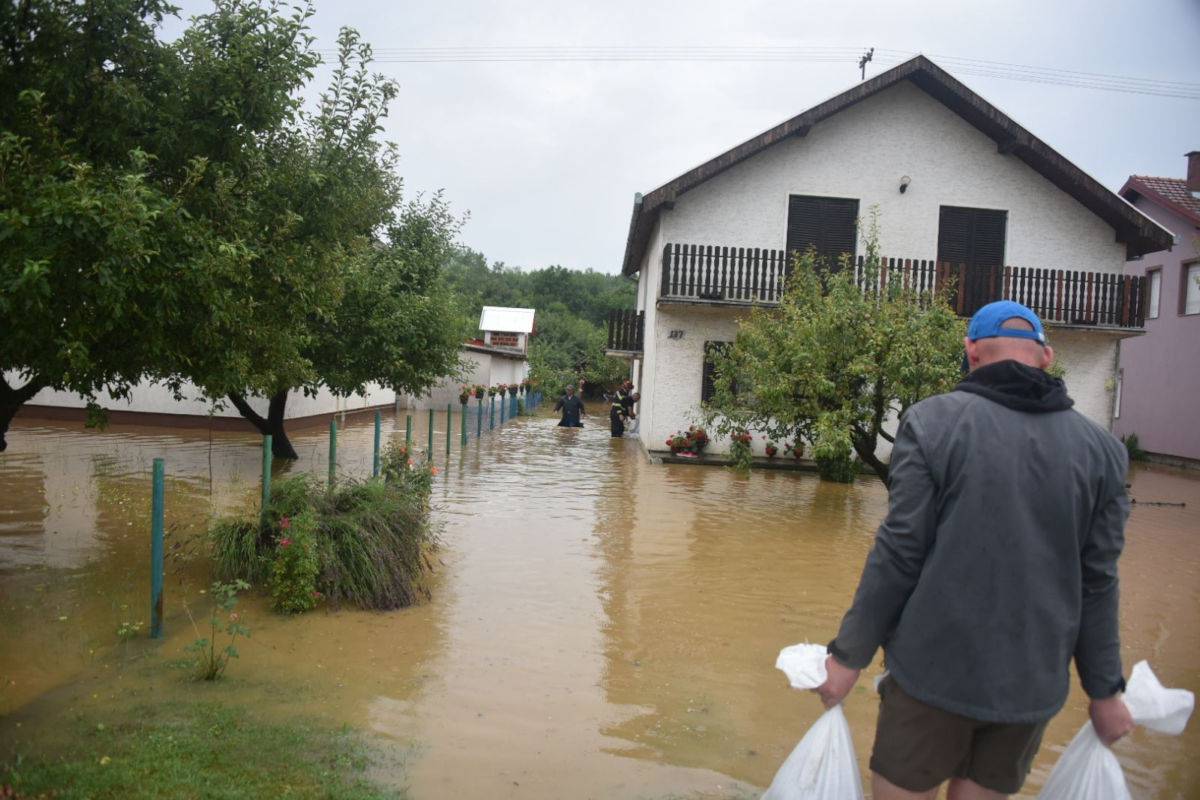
[279,516,291,531]
[279,538,292,548]
[228,612,240,622]
[431,466,440,476]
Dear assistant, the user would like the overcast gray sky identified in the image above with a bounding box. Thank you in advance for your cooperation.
[171,0,1200,273]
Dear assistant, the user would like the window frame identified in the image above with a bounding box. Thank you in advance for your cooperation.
[1146,267,1162,320]
[701,341,734,403]
[1180,261,1200,317]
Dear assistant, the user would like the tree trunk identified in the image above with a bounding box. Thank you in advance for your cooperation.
[0,375,46,453]
[852,433,889,484]
[227,390,298,460]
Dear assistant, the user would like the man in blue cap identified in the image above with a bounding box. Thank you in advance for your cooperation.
[815,301,1133,799]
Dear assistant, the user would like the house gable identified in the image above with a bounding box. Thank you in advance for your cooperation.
[621,55,1173,274]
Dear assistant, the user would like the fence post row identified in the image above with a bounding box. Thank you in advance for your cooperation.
[445,404,452,459]
[427,408,434,461]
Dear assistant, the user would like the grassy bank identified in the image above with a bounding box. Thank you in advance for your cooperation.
[1,702,403,799]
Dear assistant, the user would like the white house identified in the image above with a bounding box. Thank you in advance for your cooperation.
[608,55,1173,458]
[398,306,534,409]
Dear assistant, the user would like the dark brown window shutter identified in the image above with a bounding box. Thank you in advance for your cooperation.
[787,195,859,268]
[937,206,1007,269]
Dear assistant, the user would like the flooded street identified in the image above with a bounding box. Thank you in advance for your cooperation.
[2,411,1198,798]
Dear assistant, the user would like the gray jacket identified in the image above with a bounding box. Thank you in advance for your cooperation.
[831,360,1129,723]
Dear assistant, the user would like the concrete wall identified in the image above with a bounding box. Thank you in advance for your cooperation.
[10,373,393,422]
[1113,200,1200,461]
[398,350,528,410]
[631,79,1133,456]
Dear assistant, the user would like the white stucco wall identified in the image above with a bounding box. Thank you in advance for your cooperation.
[10,372,394,421]
[659,80,1126,273]
[631,78,1132,455]
[397,349,528,410]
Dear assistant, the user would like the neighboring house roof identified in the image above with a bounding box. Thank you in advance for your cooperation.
[479,306,535,334]
[620,55,1174,275]
[464,342,528,361]
[1119,175,1200,229]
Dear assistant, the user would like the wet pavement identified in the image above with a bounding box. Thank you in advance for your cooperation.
[1,411,1197,798]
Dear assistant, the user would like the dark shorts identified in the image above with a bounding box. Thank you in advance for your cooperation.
[870,675,1048,795]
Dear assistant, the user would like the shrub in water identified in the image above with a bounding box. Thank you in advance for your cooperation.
[211,445,435,612]
[268,512,320,614]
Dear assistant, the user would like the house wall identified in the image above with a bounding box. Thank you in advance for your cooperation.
[632,78,1132,456]
[660,80,1126,272]
[1113,200,1200,461]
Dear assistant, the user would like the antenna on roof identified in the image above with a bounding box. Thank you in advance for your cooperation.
[858,47,874,81]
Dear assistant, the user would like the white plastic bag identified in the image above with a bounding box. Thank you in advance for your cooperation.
[1038,661,1194,800]
[762,643,865,800]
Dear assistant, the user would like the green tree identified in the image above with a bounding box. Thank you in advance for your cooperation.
[704,218,965,482]
[0,0,242,451]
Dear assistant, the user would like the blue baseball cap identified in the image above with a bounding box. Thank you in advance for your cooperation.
[967,301,1046,344]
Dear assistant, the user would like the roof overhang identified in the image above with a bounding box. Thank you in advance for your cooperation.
[1120,176,1200,229]
[620,55,1175,275]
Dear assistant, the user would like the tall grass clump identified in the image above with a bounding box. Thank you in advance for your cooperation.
[211,443,437,612]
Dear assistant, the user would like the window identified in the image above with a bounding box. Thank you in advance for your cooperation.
[1147,268,1162,319]
[1182,262,1200,316]
[937,206,1007,270]
[701,341,733,402]
[786,195,859,268]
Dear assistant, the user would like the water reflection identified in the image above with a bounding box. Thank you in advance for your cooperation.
[1,414,1198,799]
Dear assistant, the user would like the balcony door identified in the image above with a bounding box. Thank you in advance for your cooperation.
[938,205,1007,314]
[786,195,859,269]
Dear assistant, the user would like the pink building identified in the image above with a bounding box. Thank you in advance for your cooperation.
[1114,152,1200,464]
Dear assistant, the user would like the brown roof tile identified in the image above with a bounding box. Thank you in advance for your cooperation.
[1123,176,1200,226]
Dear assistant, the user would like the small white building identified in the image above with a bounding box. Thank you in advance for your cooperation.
[609,55,1172,458]
[399,306,534,409]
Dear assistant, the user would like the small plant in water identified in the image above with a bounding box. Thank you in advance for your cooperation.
[116,621,143,641]
[183,580,250,681]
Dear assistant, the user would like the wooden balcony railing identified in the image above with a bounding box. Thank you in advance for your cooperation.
[658,243,1146,329]
[606,309,645,353]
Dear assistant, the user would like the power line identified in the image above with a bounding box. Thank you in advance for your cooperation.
[311,44,1200,100]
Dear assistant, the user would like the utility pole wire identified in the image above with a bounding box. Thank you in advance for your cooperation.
[311,44,1199,100]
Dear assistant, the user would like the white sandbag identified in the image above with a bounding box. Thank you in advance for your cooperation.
[1038,661,1194,800]
[763,643,865,800]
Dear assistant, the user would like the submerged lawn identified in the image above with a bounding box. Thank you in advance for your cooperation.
[1,702,403,799]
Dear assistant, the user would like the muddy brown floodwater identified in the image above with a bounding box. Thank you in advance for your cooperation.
[1,411,1198,798]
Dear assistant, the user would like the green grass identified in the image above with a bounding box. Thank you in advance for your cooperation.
[1,703,403,799]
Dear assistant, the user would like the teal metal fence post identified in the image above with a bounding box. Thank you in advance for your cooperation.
[489,396,495,430]
[460,403,467,446]
[261,435,273,521]
[445,404,452,459]
[150,457,165,639]
[373,411,382,477]
[328,419,338,486]
[405,414,413,450]
[427,408,434,461]
[500,394,506,425]
[476,397,483,438]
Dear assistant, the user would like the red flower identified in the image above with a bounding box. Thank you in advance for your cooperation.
[279,516,292,531]
[279,538,292,548]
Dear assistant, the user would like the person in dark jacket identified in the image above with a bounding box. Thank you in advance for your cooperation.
[816,301,1133,800]
[610,380,636,437]
[554,384,585,428]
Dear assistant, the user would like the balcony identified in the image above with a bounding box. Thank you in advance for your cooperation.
[656,242,1147,329]
[606,309,645,355]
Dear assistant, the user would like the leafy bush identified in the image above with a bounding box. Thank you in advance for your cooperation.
[183,581,251,681]
[268,512,321,614]
[815,449,858,483]
[212,447,436,612]
[1121,433,1148,462]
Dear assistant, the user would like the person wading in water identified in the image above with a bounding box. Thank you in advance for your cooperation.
[816,300,1133,800]
[555,384,585,428]
[610,380,636,438]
